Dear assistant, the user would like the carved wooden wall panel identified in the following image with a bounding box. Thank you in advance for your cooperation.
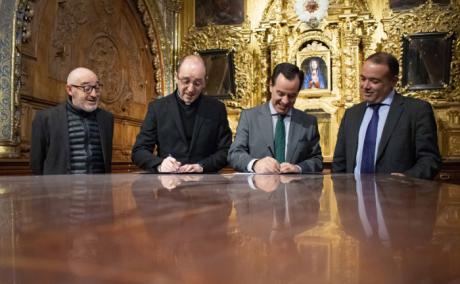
[18,0,162,163]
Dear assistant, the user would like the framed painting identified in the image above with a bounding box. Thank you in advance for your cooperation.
[195,0,244,27]
[198,49,236,100]
[402,32,453,90]
[390,0,424,10]
[297,50,331,96]
[391,0,449,10]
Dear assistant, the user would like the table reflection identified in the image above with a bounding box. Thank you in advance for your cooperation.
[0,174,459,283]
[333,174,446,284]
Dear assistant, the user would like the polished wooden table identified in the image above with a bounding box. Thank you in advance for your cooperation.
[0,173,459,283]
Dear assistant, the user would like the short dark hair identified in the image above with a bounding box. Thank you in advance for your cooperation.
[365,52,399,77]
[271,62,304,91]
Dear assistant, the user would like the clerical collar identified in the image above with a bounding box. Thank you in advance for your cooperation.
[175,90,202,108]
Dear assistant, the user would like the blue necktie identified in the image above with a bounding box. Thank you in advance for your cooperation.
[274,115,286,163]
[361,104,382,173]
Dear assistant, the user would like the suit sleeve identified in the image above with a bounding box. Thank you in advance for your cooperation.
[30,111,47,175]
[227,110,253,172]
[197,104,232,172]
[332,110,348,173]
[296,116,323,173]
[404,102,442,179]
[131,102,163,171]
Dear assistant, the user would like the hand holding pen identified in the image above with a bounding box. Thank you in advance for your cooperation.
[252,146,280,174]
[261,146,301,174]
[158,155,181,173]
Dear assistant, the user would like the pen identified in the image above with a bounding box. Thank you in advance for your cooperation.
[267,146,275,158]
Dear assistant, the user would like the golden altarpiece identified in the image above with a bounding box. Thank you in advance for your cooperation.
[181,0,460,164]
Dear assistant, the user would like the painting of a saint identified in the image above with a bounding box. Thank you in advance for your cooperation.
[195,0,244,27]
[301,57,327,90]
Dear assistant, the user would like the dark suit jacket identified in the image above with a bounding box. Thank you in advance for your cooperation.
[30,102,114,175]
[332,93,441,179]
[131,92,232,173]
[228,102,323,173]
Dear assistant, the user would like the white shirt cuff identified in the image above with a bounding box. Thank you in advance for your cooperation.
[247,159,258,173]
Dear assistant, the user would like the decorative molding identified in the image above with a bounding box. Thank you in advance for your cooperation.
[136,0,168,97]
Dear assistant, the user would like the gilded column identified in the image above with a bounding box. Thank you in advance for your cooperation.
[339,13,361,105]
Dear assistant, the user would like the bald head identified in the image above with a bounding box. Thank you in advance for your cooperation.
[67,67,98,85]
[66,67,101,112]
[177,55,206,74]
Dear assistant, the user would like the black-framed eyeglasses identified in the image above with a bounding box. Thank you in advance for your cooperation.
[177,76,205,88]
[71,83,103,94]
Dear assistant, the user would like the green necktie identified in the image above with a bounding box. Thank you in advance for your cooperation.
[274,115,286,163]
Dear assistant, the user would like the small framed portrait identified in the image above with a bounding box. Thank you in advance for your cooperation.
[297,50,331,96]
[195,0,244,27]
[402,32,454,90]
[198,49,236,100]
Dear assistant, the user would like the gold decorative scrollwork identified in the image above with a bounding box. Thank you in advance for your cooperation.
[382,2,460,103]
[182,23,255,109]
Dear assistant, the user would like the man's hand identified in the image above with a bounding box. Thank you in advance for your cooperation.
[391,172,405,177]
[158,156,181,173]
[280,162,301,174]
[178,164,203,173]
[253,157,280,174]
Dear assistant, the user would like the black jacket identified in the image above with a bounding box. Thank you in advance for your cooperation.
[131,92,232,173]
[30,102,113,175]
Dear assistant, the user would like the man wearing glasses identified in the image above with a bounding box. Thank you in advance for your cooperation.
[30,67,113,175]
[132,54,232,173]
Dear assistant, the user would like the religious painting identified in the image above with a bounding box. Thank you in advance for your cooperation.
[402,32,453,90]
[390,0,449,10]
[297,50,331,96]
[390,0,424,10]
[198,49,236,100]
[195,0,244,27]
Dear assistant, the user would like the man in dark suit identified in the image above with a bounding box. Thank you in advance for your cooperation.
[228,62,323,173]
[332,52,441,179]
[132,54,232,173]
[30,67,113,175]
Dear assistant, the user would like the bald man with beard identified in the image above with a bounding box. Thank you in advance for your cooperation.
[30,67,114,175]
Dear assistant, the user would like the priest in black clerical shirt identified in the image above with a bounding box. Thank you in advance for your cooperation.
[132,54,232,173]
